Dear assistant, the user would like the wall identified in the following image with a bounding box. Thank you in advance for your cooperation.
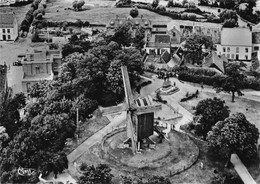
[216,44,252,61]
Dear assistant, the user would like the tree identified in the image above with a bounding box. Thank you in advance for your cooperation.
[207,113,259,162]
[218,0,235,9]
[223,18,237,27]
[72,0,78,10]
[77,0,85,10]
[28,80,50,98]
[219,9,238,27]
[214,62,247,102]
[194,97,230,140]
[147,176,171,184]
[132,26,145,49]
[167,0,174,7]
[72,0,85,11]
[184,34,214,64]
[152,0,159,8]
[106,48,144,99]
[130,7,139,18]
[111,22,133,47]
[78,164,113,184]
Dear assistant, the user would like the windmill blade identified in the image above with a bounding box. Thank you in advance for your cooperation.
[121,66,134,106]
[136,104,162,115]
[100,104,128,115]
[126,112,137,154]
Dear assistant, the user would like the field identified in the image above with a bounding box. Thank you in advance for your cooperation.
[0,4,32,26]
[45,0,172,23]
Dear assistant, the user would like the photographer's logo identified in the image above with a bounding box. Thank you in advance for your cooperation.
[17,167,37,176]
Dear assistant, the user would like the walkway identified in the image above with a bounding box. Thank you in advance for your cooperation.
[67,111,127,163]
[230,154,257,184]
[139,77,194,131]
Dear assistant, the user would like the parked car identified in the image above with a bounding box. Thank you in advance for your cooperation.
[13,54,25,66]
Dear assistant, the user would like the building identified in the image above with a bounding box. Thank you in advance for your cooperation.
[21,45,62,93]
[202,51,226,73]
[145,22,182,55]
[216,28,252,61]
[167,20,221,44]
[252,23,260,52]
[0,64,8,104]
[0,12,18,41]
[107,15,152,43]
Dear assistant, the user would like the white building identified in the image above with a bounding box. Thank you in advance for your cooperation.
[216,28,252,61]
[0,12,18,41]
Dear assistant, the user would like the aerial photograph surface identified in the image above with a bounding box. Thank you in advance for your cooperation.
[0,0,260,183]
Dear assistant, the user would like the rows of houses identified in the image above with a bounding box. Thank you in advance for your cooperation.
[107,16,259,73]
[1,11,260,93]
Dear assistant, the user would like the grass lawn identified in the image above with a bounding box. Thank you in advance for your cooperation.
[179,91,260,183]
[63,116,110,155]
[45,0,171,23]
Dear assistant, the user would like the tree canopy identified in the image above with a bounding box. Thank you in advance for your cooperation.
[78,164,113,184]
[72,0,85,11]
[194,97,230,140]
[214,61,247,102]
[219,9,238,28]
[207,113,259,161]
[184,34,214,65]
[0,23,145,183]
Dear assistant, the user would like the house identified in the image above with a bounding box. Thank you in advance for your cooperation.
[0,12,18,41]
[167,20,221,44]
[21,45,62,93]
[216,27,252,61]
[167,46,184,68]
[202,51,226,73]
[145,22,182,55]
[107,15,152,39]
[0,64,8,104]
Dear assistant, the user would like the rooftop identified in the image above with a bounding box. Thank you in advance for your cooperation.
[107,16,152,29]
[0,13,15,28]
[253,22,260,32]
[203,51,226,73]
[221,28,252,46]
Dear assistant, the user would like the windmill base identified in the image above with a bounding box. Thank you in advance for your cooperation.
[99,129,199,178]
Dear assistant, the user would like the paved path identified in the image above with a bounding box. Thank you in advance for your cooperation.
[230,154,257,184]
[67,111,127,163]
[139,77,194,131]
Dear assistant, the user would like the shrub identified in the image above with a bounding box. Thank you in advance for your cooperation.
[83,21,90,27]
[130,7,139,18]
[136,80,152,93]
[75,19,83,27]
[167,0,173,7]
[180,91,198,102]
[79,162,88,171]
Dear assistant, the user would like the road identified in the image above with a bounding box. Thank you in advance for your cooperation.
[230,154,257,184]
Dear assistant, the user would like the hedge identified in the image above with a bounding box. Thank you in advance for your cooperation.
[176,67,260,91]
[131,3,222,23]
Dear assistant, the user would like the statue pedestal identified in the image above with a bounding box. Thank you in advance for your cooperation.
[159,79,179,95]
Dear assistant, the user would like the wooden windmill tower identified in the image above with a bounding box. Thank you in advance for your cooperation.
[101,66,162,154]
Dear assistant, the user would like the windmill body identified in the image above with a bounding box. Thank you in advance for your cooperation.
[101,66,162,154]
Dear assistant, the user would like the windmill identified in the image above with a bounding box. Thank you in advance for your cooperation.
[101,66,162,154]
